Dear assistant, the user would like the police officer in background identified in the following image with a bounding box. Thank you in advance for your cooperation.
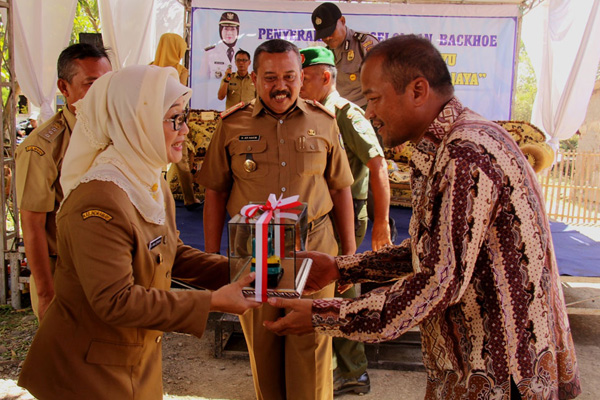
[200,11,241,82]
[311,2,378,109]
[199,39,355,400]
[311,2,398,246]
[16,43,112,320]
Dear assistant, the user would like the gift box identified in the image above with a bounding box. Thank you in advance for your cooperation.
[228,194,312,302]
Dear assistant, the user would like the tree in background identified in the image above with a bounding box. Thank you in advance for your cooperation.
[513,42,537,122]
[71,0,100,45]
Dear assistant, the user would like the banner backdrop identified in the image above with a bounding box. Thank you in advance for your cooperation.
[190,0,519,120]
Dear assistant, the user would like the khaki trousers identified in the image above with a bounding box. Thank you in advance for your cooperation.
[240,214,338,400]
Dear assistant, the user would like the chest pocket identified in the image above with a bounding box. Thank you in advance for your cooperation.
[339,54,361,76]
[295,137,328,176]
[230,139,269,178]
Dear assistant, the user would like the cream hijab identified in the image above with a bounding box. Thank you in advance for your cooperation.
[60,65,191,225]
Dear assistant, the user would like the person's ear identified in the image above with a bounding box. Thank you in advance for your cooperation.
[411,77,429,107]
[323,70,333,86]
[340,16,346,26]
[57,79,69,98]
[251,71,257,86]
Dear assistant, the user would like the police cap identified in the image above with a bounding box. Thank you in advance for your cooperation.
[219,12,240,27]
[300,47,335,69]
[311,2,342,40]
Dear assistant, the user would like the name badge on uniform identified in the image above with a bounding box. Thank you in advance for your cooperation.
[239,135,260,141]
[148,236,163,250]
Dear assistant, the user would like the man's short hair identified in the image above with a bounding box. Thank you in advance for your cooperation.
[235,49,251,61]
[253,39,301,73]
[57,43,111,83]
[364,35,454,97]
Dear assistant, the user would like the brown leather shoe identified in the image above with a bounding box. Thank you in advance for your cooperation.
[333,371,371,396]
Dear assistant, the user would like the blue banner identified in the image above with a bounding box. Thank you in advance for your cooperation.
[190,0,519,120]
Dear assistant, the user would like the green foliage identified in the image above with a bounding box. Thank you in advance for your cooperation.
[71,0,101,44]
[560,134,579,152]
[513,42,537,122]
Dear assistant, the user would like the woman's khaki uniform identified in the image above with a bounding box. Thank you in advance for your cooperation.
[18,180,228,400]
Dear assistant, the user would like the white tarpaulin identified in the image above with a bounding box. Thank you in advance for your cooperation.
[98,0,155,69]
[190,0,519,119]
[523,0,600,151]
[14,0,77,122]
[14,0,183,118]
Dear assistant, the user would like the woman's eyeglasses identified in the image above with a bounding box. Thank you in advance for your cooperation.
[163,110,189,131]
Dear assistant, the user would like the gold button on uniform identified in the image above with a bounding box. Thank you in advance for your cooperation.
[156,254,163,264]
[244,159,257,172]
[155,336,162,343]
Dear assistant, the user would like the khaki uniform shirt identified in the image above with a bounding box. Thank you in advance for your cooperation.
[19,179,228,400]
[324,90,383,200]
[198,98,353,222]
[15,107,76,255]
[330,27,378,108]
[222,73,256,109]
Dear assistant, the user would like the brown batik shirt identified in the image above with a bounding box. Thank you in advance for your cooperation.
[312,98,581,400]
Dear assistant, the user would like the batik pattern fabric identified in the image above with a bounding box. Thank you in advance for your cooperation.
[312,97,581,399]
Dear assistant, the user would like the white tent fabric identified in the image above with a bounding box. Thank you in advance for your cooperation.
[14,0,77,122]
[523,0,600,152]
[98,0,155,69]
[13,0,183,122]
[152,0,185,52]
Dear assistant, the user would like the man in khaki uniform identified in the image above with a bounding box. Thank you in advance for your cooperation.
[199,39,355,400]
[299,46,392,396]
[16,43,112,320]
[217,49,256,109]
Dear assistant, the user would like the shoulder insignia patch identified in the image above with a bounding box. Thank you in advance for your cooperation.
[220,101,249,119]
[25,145,45,156]
[354,32,365,41]
[205,45,216,51]
[38,119,65,143]
[305,99,335,119]
[82,209,113,222]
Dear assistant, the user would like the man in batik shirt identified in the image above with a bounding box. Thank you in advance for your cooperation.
[264,35,581,400]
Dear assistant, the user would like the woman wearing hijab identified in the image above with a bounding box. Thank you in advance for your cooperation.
[18,65,259,400]
[151,32,201,211]
[150,32,189,85]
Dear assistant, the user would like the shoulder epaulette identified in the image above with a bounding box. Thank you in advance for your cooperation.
[353,32,377,52]
[37,114,66,143]
[204,45,216,51]
[304,99,335,119]
[353,31,376,42]
[220,101,249,119]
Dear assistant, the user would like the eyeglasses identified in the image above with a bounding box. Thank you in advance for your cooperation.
[163,110,189,131]
[235,58,250,63]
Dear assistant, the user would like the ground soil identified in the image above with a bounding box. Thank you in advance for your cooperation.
[1,284,599,400]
